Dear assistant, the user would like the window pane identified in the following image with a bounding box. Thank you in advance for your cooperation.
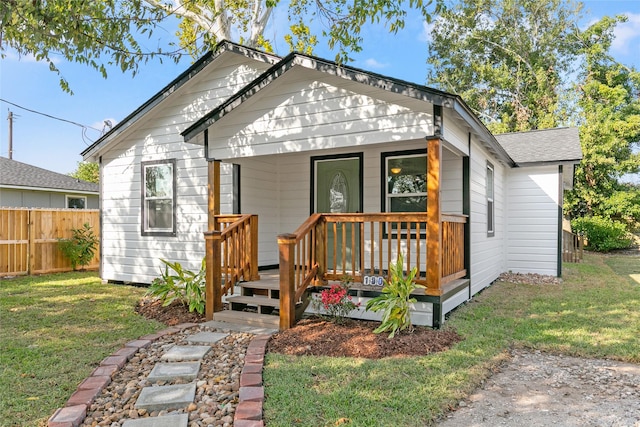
[146,164,173,198]
[388,156,427,194]
[67,197,86,209]
[147,199,173,230]
[390,196,427,212]
[486,166,494,199]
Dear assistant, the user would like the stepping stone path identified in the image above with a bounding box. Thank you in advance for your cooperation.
[126,332,227,427]
[47,321,277,427]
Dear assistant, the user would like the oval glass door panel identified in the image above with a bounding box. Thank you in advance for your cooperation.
[314,156,362,274]
[329,172,348,213]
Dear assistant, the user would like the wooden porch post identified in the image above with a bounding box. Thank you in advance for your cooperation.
[204,159,222,321]
[204,230,222,320]
[278,233,296,330]
[249,215,260,280]
[208,160,221,231]
[426,137,442,294]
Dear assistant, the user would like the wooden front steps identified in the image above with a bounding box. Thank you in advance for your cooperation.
[213,270,282,328]
[212,310,280,328]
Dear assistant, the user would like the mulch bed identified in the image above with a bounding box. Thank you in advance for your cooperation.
[136,298,462,358]
[267,317,462,359]
[135,297,207,326]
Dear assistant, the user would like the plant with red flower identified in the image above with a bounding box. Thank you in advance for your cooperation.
[314,276,360,323]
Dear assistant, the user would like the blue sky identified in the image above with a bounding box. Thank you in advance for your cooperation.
[0,0,639,175]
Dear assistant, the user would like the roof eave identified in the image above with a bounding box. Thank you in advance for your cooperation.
[0,184,99,194]
[82,40,281,159]
[452,99,516,167]
[515,158,583,167]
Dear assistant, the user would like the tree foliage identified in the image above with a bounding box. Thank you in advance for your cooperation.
[0,0,171,94]
[428,1,639,229]
[1,0,442,93]
[70,161,99,183]
[566,16,640,226]
[427,0,582,133]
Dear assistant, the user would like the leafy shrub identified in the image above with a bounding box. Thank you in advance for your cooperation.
[366,254,424,338]
[571,216,633,252]
[147,258,206,314]
[58,223,99,270]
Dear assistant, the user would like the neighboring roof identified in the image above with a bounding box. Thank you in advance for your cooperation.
[81,40,281,160]
[181,51,516,167]
[0,157,98,194]
[495,127,583,166]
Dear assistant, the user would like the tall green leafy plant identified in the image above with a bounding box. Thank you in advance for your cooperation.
[58,223,99,270]
[147,258,206,314]
[366,254,424,338]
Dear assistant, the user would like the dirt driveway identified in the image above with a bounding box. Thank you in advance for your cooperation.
[437,349,640,427]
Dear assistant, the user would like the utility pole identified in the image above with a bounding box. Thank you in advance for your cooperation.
[7,110,13,159]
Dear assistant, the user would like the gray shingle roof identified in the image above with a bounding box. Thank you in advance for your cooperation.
[495,127,582,166]
[0,157,99,193]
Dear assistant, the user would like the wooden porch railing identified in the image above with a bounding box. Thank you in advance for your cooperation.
[278,212,467,328]
[442,214,467,284]
[562,230,584,263]
[204,214,259,320]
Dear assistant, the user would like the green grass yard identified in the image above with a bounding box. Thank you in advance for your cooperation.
[0,273,162,427]
[263,253,640,426]
[1,253,637,426]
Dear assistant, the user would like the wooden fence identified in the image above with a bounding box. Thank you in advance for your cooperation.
[0,208,100,277]
[562,229,584,263]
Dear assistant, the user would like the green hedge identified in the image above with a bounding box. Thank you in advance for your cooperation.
[571,216,633,252]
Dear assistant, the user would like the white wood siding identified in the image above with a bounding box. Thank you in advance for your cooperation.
[233,156,280,266]
[469,136,506,295]
[442,149,463,214]
[443,115,470,155]
[99,55,271,283]
[207,67,434,160]
[506,166,560,276]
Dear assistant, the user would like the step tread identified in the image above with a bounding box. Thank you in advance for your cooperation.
[227,295,280,307]
[240,280,279,290]
[213,310,280,327]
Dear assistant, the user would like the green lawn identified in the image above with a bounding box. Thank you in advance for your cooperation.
[1,254,637,427]
[0,273,163,427]
[263,253,640,427]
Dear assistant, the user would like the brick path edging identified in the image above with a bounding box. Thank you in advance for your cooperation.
[47,323,198,427]
[48,323,272,427]
[234,334,272,427]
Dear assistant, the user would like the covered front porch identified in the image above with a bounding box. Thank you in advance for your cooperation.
[202,137,470,330]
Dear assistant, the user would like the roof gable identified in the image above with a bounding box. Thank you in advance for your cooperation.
[0,157,98,193]
[81,41,280,159]
[180,52,515,166]
[495,127,583,166]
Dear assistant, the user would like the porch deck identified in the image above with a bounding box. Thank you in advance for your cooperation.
[206,211,469,330]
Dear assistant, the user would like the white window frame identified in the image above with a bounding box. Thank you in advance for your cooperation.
[66,195,87,209]
[384,152,428,214]
[486,161,495,237]
[141,159,176,236]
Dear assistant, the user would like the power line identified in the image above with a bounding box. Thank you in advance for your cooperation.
[0,98,102,133]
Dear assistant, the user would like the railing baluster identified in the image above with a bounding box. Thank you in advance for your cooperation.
[333,222,338,274]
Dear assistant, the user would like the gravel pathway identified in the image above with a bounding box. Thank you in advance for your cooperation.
[79,324,254,427]
[437,349,640,427]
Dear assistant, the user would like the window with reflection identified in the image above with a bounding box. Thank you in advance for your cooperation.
[385,152,427,213]
[141,159,176,236]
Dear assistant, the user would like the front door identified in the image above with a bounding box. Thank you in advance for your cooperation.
[312,154,363,273]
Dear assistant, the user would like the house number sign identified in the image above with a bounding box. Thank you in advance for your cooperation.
[363,276,384,286]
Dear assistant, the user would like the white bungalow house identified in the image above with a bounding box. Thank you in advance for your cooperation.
[82,41,582,329]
